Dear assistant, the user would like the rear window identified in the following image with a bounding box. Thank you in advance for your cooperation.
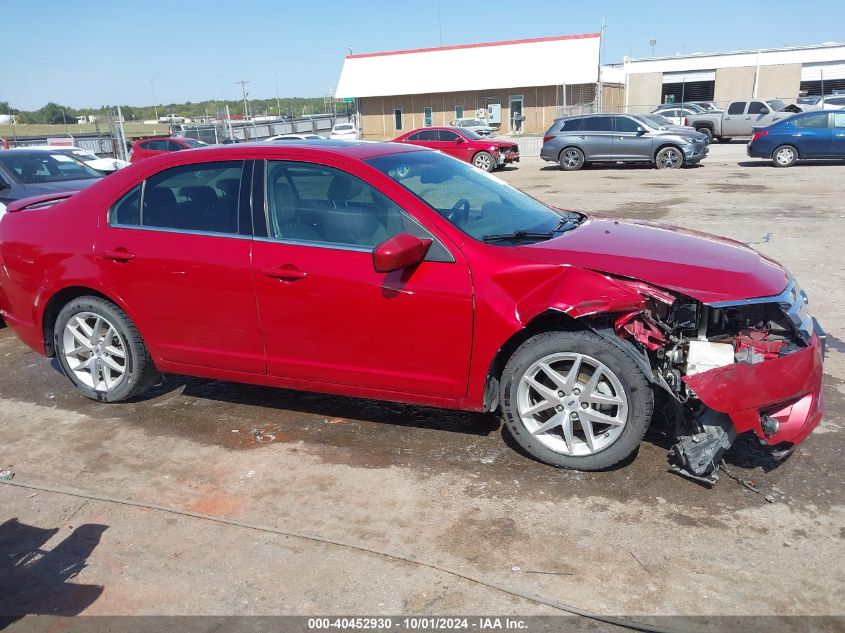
[0,152,102,184]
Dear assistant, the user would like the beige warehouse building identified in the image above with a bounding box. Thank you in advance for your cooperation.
[335,33,625,138]
[623,42,845,112]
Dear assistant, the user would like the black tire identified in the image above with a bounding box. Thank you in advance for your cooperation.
[695,127,713,142]
[500,330,653,470]
[54,296,160,402]
[558,147,585,171]
[472,151,496,172]
[772,144,798,168]
[654,146,684,169]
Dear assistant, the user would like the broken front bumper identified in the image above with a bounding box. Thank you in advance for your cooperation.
[683,322,825,448]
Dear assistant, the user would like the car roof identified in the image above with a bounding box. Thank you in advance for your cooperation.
[151,140,424,162]
[0,147,80,156]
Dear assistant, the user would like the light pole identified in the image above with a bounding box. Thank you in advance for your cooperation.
[649,39,657,57]
[150,70,164,121]
[59,108,69,135]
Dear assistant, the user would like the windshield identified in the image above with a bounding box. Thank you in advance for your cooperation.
[69,149,99,161]
[459,128,484,140]
[463,119,487,127]
[334,124,354,131]
[797,97,820,104]
[0,152,102,183]
[766,100,788,112]
[367,151,576,243]
[635,115,667,130]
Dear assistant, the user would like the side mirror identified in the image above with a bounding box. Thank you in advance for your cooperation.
[372,233,432,273]
[455,137,465,144]
[759,108,769,115]
[636,126,645,134]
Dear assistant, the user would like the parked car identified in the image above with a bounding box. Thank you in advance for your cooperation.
[392,126,519,172]
[0,148,103,218]
[449,117,494,136]
[129,136,206,163]
[747,110,845,167]
[0,142,824,482]
[688,101,723,113]
[158,113,185,124]
[29,146,129,173]
[541,114,709,170]
[266,134,324,142]
[686,100,794,142]
[634,114,709,141]
[817,95,845,111]
[651,106,705,127]
[329,123,360,140]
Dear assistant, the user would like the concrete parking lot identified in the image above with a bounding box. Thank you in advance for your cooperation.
[1,143,843,628]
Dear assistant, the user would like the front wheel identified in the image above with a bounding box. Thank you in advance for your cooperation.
[55,296,160,402]
[654,146,684,169]
[772,144,798,168]
[472,151,495,172]
[501,330,653,470]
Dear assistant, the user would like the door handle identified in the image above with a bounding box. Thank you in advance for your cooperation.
[99,249,135,262]
[262,266,308,281]
[576,135,587,139]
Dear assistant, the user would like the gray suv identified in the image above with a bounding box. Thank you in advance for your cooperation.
[540,114,709,171]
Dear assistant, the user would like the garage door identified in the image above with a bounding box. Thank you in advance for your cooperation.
[800,62,845,95]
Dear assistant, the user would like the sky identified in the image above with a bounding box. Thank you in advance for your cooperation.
[1,0,843,111]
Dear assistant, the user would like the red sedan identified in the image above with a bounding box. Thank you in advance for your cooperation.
[129,136,205,163]
[393,126,519,172]
[0,141,824,482]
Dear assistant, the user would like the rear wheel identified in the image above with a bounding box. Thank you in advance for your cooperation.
[695,127,713,142]
[559,147,585,171]
[500,330,653,470]
[655,146,684,169]
[55,296,160,402]
[472,151,495,172]
[772,144,798,168]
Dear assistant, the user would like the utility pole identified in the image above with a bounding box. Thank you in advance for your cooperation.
[235,79,251,120]
[597,17,606,113]
[150,70,164,121]
[649,39,657,57]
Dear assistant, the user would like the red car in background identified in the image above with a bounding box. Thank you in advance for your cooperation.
[0,141,824,484]
[129,136,205,163]
[393,126,519,172]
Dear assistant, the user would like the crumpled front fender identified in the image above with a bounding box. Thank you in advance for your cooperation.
[683,334,825,445]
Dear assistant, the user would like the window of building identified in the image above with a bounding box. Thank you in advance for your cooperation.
[423,106,433,127]
[455,105,464,119]
[393,108,403,131]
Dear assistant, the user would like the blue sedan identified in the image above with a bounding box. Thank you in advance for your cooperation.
[747,111,845,167]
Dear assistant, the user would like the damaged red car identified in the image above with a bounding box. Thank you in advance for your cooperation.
[0,141,825,483]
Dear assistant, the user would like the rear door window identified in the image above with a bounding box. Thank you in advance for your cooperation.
[138,161,244,234]
[727,102,746,115]
[581,116,613,132]
[794,113,830,128]
[833,113,845,128]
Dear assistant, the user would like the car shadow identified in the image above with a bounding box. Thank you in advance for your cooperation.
[0,518,107,628]
[140,374,502,438]
[737,160,845,168]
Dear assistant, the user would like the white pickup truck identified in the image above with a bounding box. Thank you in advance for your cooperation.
[158,113,185,124]
[687,100,797,142]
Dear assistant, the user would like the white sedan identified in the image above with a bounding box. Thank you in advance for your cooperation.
[30,146,128,173]
[329,123,360,140]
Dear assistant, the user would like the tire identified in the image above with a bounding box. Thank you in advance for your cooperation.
[654,146,684,169]
[54,296,160,402]
[472,151,495,172]
[558,147,585,171]
[772,144,798,168]
[500,330,653,470]
[695,127,713,142]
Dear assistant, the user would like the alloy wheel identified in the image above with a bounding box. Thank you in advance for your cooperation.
[516,352,628,456]
[562,149,581,169]
[658,149,681,169]
[62,312,128,391]
[474,153,492,170]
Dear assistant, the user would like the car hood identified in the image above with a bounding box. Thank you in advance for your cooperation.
[517,216,788,304]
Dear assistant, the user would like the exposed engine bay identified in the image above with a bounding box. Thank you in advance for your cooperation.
[608,277,815,485]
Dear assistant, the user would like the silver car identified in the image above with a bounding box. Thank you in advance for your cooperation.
[450,117,494,136]
[540,113,709,171]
